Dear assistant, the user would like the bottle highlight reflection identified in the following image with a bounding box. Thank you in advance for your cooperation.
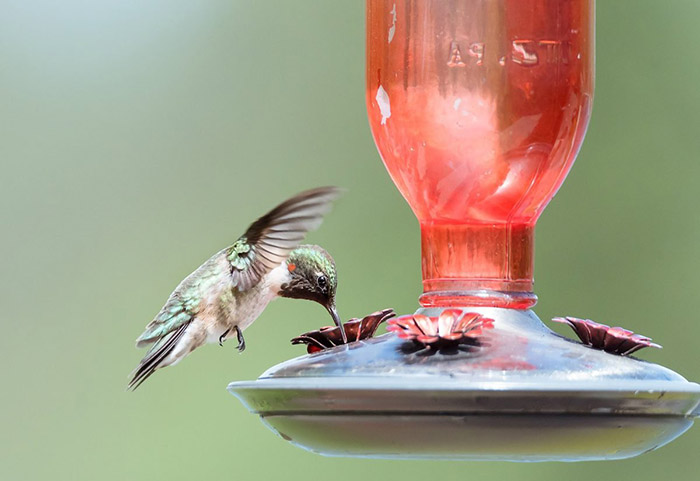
[367,0,594,308]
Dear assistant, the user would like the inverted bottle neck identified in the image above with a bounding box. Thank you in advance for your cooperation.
[419,221,537,309]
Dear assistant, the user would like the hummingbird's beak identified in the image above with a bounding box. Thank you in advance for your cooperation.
[327,304,347,344]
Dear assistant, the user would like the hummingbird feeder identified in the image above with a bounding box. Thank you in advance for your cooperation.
[229,0,700,461]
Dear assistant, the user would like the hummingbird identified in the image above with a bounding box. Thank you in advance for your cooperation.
[128,186,344,390]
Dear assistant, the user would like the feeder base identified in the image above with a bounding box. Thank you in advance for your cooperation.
[228,308,700,461]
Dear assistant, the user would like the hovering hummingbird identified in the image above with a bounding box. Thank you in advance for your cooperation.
[128,186,344,390]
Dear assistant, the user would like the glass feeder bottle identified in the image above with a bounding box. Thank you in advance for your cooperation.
[367,0,593,310]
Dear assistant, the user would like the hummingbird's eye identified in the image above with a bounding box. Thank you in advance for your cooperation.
[316,275,327,291]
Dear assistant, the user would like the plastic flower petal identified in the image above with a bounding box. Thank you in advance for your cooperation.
[387,310,494,349]
[292,308,395,353]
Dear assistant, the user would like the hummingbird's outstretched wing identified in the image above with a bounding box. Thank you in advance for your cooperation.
[226,186,343,291]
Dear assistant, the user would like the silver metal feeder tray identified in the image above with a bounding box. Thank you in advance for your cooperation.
[229,308,700,461]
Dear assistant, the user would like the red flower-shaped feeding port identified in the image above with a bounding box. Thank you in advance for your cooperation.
[386,309,494,350]
[291,308,395,354]
[552,316,662,356]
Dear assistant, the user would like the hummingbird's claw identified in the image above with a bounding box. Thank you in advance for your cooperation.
[235,326,246,353]
[219,329,230,347]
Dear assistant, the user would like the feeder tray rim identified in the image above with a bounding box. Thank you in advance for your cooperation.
[229,377,700,418]
[229,377,700,394]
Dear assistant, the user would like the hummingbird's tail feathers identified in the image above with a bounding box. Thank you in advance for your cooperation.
[230,186,344,291]
[128,324,188,391]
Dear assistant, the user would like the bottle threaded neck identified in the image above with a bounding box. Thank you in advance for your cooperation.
[419,222,536,309]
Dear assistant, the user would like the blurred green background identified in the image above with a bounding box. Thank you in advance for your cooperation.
[2,0,700,479]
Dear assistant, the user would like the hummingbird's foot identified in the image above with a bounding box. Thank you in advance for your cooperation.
[218,329,230,347]
[235,326,246,353]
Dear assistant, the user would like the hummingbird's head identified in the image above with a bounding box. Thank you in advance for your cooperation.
[279,245,345,340]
